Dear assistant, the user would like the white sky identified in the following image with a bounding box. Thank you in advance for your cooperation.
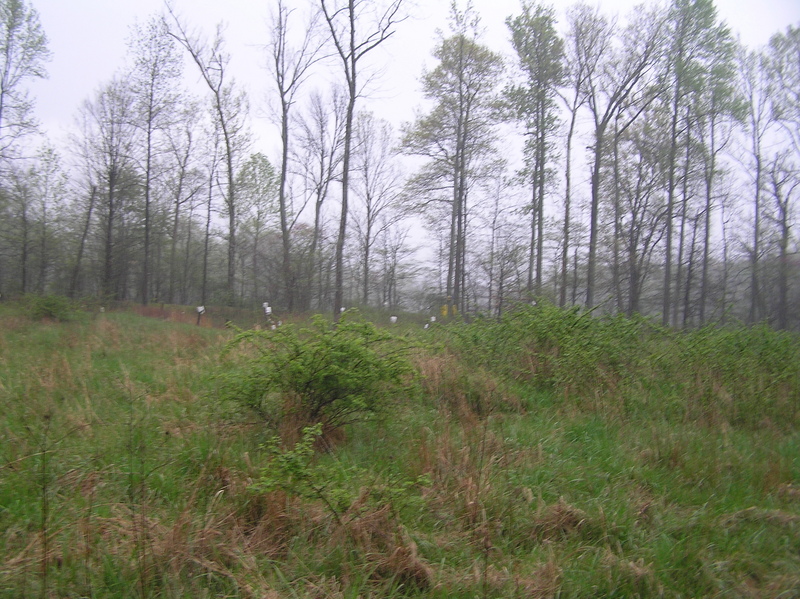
[29,0,800,159]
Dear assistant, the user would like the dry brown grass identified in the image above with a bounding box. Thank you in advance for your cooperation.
[515,559,562,599]
[131,304,215,327]
[720,506,800,527]
[777,483,800,501]
[531,497,588,541]
[414,418,512,532]
[600,548,660,594]
[335,488,434,590]
[413,352,523,421]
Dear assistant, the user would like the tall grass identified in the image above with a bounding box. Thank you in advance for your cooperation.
[439,302,800,429]
[1,299,798,597]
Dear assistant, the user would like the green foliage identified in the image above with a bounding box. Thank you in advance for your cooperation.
[440,301,800,429]
[1,307,799,598]
[255,424,431,517]
[443,302,648,393]
[255,423,349,520]
[218,311,414,428]
[23,293,76,321]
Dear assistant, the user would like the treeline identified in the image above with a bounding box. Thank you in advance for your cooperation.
[0,0,797,329]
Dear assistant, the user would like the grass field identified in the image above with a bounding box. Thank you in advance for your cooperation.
[1,299,798,598]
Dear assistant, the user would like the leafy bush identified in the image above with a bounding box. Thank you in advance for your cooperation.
[218,311,414,430]
[23,294,75,321]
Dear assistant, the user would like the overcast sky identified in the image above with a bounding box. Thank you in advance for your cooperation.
[29,0,800,158]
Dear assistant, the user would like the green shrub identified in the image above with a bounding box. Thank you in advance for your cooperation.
[218,311,414,430]
[23,294,75,321]
[441,302,652,396]
[439,302,800,429]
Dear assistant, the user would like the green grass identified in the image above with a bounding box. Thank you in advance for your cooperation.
[1,299,798,597]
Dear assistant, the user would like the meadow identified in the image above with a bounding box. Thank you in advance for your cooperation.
[1,298,798,598]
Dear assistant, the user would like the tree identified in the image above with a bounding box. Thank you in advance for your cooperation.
[738,46,773,323]
[659,0,726,326]
[163,99,204,304]
[5,164,33,293]
[506,1,564,297]
[76,77,139,301]
[198,116,223,306]
[402,1,504,314]
[319,0,405,319]
[167,7,250,304]
[0,0,49,167]
[557,3,594,307]
[580,3,666,309]
[768,25,800,156]
[236,152,278,303]
[28,145,66,294]
[477,171,525,316]
[376,223,417,309]
[611,114,668,315]
[351,111,404,306]
[294,88,345,310]
[693,18,738,325]
[765,25,800,329]
[128,15,182,305]
[765,151,798,329]
[268,0,323,310]
[0,146,66,293]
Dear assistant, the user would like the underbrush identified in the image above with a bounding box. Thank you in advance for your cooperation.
[0,302,798,597]
[439,302,800,430]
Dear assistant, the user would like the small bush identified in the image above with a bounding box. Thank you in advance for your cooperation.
[23,294,75,321]
[218,311,414,431]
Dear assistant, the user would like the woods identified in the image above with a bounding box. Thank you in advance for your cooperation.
[0,0,798,329]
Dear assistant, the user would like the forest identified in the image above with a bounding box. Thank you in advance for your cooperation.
[0,0,798,327]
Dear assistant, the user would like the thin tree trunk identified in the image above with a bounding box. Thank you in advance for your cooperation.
[586,125,605,308]
[201,170,213,306]
[699,113,716,325]
[560,107,577,307]
[70,186,98,298]
[279,96,295,310]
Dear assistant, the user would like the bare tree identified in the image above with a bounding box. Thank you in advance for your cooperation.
[76,78,139,301]
[765,152,799,330]
[164,99,204,304]
[268,0,324,310]
[294,88,345,310]
[351,111,404,306]
[557,3,594,307]
[738,46,773,323]
[319,0,405,319]
[128,15,182,304]
[167,6,250,304]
